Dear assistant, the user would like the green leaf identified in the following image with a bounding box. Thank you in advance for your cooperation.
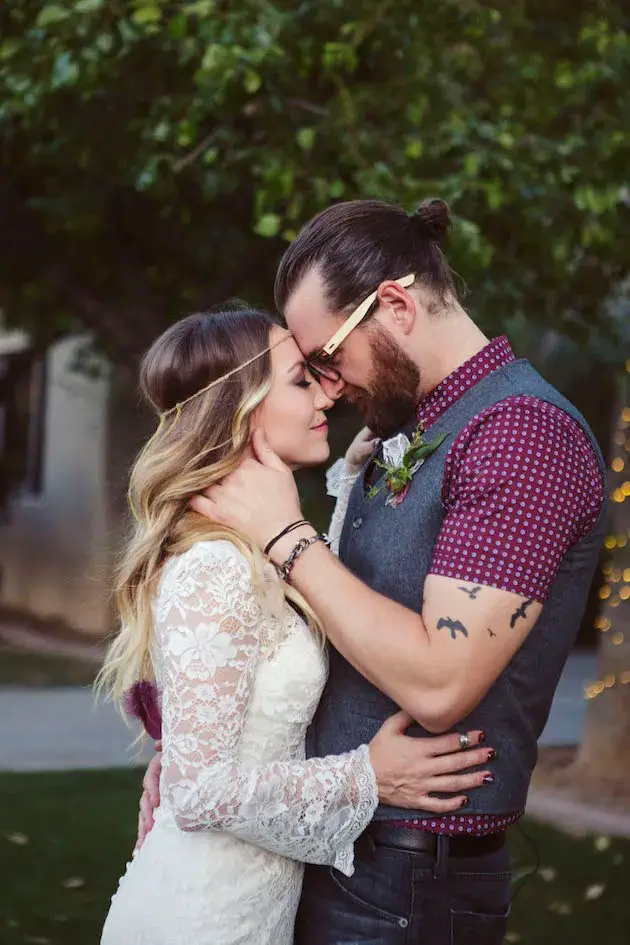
[184,0,216,14]
[243,69,261,94]
[35,5,70,27]
[51,52,79,89]
[412,432,450,461]
[0,40,21,61]
[254,213,281,237]
[405,139,424,159]
[200,43,226,73]
[75,0,105,11]
[296,127,316,151]
[131,5,162,26]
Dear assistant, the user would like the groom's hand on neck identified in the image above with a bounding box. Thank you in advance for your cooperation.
[190,429,309,554]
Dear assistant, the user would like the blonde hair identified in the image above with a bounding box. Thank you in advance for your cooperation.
[96,306,322,705]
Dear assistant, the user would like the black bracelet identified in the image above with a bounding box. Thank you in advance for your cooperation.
[264,520,310,557]
[276,533,329,581]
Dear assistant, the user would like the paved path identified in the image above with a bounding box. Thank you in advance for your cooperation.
[0,651,598,773]
[0,687,152,771]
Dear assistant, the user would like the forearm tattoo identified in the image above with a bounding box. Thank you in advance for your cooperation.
[509,599,534,629]
[436,617,469,640]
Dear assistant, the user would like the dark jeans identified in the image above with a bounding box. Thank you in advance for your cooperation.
[294,834,511,945]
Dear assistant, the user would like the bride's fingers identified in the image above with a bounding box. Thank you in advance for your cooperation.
[190,494,220,520]
[429,730,487,757]
[426,771,492,794]
[252,428,287,471]
[430,746,494,776]
[419,794,469,814]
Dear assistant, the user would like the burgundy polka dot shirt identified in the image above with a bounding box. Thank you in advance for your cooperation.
[392,336,603,836]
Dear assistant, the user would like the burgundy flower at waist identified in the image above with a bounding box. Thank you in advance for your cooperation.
[123,680,163,741]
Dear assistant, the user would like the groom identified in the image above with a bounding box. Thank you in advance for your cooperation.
[190,197,606,944]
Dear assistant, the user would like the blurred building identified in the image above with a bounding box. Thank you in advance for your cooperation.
[0,331,115,637]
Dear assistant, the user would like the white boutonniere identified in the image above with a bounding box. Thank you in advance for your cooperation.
[368,422,449,508]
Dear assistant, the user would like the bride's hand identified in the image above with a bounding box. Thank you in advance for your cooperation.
[345,427,379,475]
[368,712,494,811]
[134,742,162,852]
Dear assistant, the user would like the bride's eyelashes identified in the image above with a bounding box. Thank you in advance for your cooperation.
[294,378,312,389]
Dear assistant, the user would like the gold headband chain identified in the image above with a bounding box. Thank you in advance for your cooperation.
[158,331,292,422]
[128,332,292,523]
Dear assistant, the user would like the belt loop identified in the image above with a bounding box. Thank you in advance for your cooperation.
[434,835,449,879]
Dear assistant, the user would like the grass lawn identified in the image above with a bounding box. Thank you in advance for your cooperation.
[0,769,628,945]
[0,647,98,688]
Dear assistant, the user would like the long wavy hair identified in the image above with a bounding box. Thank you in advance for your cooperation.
[97,306,321,705]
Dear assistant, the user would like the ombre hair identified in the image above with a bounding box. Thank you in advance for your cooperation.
[97,306,321,705]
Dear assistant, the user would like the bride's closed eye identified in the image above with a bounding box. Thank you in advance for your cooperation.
[294,378,312,389]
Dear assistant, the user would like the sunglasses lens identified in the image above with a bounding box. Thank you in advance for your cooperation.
[309,360,341,383]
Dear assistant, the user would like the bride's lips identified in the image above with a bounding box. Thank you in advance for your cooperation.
[311,420,328,433]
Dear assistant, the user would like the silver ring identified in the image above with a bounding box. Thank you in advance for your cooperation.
[459,733,471,750]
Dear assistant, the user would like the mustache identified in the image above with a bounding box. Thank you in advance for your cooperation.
[344,385,371,408]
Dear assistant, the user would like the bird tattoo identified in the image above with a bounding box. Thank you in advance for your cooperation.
[458,585,483,600]
[510,599,533,629]
[487,628,497,638]
[436,617,469,640]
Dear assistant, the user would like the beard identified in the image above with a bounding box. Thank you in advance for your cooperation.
[344,329,420,439]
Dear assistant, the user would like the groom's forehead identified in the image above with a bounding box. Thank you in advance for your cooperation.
[285,311,333,362]
[283,267,340,357]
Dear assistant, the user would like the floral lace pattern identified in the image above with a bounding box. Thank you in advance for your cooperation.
[102,540,377,945]
[326,459,361,554]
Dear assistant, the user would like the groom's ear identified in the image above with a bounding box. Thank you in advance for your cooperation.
[376,281,417,337]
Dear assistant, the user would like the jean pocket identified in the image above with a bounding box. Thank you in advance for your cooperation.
[450,905,511,945]
[327,867,406,926]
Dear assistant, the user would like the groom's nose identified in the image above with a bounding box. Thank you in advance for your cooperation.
[320,374,346,402]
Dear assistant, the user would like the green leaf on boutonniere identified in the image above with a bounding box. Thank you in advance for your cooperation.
[410,431,449,462]
[368,426,450,504]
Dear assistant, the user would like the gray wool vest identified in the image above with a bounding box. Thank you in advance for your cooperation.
[307,358,606,820]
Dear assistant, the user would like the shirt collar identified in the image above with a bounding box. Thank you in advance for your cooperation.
[417,336,515,429]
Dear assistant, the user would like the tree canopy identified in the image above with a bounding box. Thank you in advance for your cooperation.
[1,0,629,367]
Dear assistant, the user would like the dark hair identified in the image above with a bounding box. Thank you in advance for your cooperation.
[140,305,275,463]
[141,306,274,415]
[275,198,456,315]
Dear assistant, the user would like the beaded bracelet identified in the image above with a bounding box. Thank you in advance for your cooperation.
[276,533,328,581]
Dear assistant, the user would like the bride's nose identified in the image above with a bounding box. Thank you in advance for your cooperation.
[313,379,335,411]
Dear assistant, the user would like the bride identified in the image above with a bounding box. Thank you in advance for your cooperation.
[99,306,493,945]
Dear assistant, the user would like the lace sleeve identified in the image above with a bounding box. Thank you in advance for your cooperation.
[326,459,360,556]
[157,541,377,876]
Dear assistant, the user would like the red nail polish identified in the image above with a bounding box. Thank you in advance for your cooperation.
[487,749,497,761]
[478,731,487,744]
[483,775,494,785]
[460,797,469,808]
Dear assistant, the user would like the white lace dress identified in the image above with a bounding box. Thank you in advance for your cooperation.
[102,469,373,945]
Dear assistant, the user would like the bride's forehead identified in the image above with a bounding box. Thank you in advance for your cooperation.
[270,330,303,366]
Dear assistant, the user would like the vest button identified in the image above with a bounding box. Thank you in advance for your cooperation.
[352,517,363,529]
[398,918,409,929]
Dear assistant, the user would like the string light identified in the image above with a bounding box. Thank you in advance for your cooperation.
[584,395,630,701]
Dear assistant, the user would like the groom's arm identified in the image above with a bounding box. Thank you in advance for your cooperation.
[275,544,541,733]
[275,402,602,731]
[196,403,602,733]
